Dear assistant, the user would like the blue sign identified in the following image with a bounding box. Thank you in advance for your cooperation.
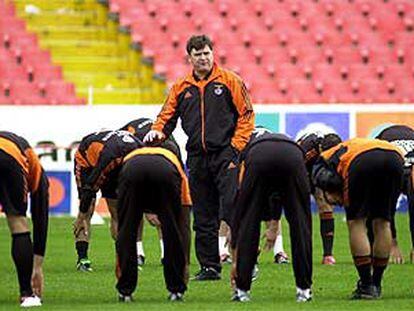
[255,113,280,133]
[285,112,350,141]
[46,171,71,214]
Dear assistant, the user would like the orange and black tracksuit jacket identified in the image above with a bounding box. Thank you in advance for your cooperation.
[151,63,255,155]
[74,130,142,213]
[0,131,49,256]
[319,138,403,206]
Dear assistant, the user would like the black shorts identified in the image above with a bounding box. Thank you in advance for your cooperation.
[0,150,28,216]
[347,149,403,221]
[101,166,122,199]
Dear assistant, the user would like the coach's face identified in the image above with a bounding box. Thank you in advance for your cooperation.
[189,45,214,77]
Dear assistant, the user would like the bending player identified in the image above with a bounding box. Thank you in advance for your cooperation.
[231,128,312,302]
[116,140,191,302]
[0,131,49,307]
[120,118,183,265]
[73,129,142,271]
[375,124,414,263]
[297,132,342,265]
[312,137,404,299]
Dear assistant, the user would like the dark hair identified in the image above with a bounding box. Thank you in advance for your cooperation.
[321,133,342,151]
[186,35,213,55]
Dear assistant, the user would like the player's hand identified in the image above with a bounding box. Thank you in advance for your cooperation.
[145,213,161,227]
[390,239,404,264]
[143,130,165,144]
[32,255,44,298]
[410,248,414,263]
[262,228,277,252]
[73,212,89,237]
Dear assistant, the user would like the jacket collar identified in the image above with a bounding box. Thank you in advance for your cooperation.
[184,62,222,86]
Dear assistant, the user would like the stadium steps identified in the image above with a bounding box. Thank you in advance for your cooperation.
[39,39,123,57]
[63,71,142,89]
[13,0,165,104]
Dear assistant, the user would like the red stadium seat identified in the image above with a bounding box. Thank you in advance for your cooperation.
[109,0,414,103]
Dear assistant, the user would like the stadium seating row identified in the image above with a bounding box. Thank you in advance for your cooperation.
[111,0,414,103]
[0,0,84,104]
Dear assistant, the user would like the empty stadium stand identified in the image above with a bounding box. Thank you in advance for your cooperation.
[2,0,414,104]
[0,0,84,104]
[109,0,414,103]
[9,0,165,104]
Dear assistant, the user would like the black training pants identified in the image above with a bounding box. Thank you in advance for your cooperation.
[187,146,238,272]
[116,155,190,296]
[232,141,312,291]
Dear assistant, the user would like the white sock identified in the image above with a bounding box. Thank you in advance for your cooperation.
[137,241,144,257]
[273,233,284,255]
[159,239,164,259]
[219,236,229,256]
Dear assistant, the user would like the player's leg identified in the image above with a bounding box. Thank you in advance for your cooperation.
[157,169,188,301]
[347,219,375,299]
[271,220,289,264]
[372,219,392,297]
[281,146,312,302]
[0,154,41,306]
[219,220,231,263]
[116,160,143,301]
[74,200,94,271]
[407,167,414,262]
[317,201,335,265]
[157,225,164,264]
[136,218,145,266]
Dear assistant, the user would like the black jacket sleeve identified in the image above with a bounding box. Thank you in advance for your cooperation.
[30,171,49,256]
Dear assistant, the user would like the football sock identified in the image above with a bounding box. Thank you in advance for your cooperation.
[353,255,372,285]
[12,232,33,297]
[372,257,389,287]
[273,233,284,255]
[137,241,144,257]
[159,239,164,259]
[76,241,89,260]
[219,236,229,256]
[320,212,334,256]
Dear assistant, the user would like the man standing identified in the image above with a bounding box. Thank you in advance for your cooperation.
[144,34,254,280]
[0,131,49,307]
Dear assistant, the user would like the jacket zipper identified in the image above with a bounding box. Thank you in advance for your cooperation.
[199,87,207,152]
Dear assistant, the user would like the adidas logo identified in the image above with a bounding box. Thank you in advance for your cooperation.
[184,91,192,99]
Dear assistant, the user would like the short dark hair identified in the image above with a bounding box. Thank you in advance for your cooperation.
[321,133,342,151]
[186,35,213,55]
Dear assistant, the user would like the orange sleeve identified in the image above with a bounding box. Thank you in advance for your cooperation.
[25,148,43,193]
[152,83,180,135]
[229,74,255,151]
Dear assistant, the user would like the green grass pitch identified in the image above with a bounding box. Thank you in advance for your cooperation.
[1,214,413,310]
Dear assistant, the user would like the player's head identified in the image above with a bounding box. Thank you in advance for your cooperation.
[297,132,342,167]
[186,34,214,75]
[297,133,323,166]
[120,118,153,141]
[321,133,342,151]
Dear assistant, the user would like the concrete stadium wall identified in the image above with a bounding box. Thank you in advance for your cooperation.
[1,104,414,215]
